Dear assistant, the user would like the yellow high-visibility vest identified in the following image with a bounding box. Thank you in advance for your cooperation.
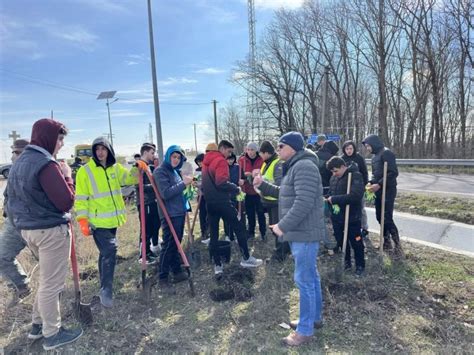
[260,158,280,201]
[75,160,138,228]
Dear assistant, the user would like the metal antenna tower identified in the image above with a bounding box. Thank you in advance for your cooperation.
[247,0,259,142]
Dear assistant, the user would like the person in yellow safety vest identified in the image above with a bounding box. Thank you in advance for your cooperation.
[74,137,139,308]
[258,141,290,262]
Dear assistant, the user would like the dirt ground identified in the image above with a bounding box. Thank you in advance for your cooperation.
[0,208,473,353]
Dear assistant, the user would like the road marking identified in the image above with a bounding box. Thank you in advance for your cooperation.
[398,187,474,197]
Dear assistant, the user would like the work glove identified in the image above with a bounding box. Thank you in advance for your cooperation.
[135,160,149,171]
[78,219,91,237]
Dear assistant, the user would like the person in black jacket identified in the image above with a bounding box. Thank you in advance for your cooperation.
[136,143,161,265]
[362,135,402,254]
[194,153,209,243]
[341,140,369,237]
[316,140,339,193]
[326,157,365,275]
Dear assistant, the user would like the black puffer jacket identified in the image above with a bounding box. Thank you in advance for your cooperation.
[316,140,339,189]
[135,160,156,206]
[328,163,364,223]
[341,140,369,186]
[362,135,398,188]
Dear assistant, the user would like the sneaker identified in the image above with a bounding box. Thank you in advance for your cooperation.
[150,243,161,254]
[355,266,365,276]
[327,249,335,256]
[99,289,113,308]
[240,255,263,268]
[43,327,83,350]
[27,323,43,340]
[214,264,224,275]
[201,238,210,245]
[137,255,157,266]
[172,271,188,284]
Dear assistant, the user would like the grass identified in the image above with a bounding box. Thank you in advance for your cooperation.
[1,206,473,354]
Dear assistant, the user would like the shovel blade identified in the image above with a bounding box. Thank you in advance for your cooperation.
[74,302,93,326]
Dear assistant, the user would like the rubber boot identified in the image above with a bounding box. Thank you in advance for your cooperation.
[383,234,392,251]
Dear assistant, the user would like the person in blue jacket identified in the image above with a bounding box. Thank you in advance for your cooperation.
[153,145,194,289]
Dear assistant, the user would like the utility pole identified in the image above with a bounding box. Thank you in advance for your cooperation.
[213,100,218,144]
[8,130,20,145]
[193,123,198,153]
[147,0,164,162]
[321,66,330,134]
[148,123,154,144]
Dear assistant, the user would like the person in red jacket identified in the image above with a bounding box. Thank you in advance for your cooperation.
[201,140,263,275]
[238,142,266,240]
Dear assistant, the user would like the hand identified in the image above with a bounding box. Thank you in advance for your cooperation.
[244,172,252,177]
[253,175,263,188]
[238,179,245,186]
[78,219,91,237]
[270,224,283,237]
[183,175,193,186]
[252,169,261,178]
[326,196,332,204]
[135,160,149,171]
[368,184,381,193]
[59,161,72,178]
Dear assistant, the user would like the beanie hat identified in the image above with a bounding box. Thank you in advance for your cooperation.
[11,139,29,152]
[205,142,218,152]
[317,134,327,142]
[259,140,275,154]
[247,142,258,151]
[279,131,304,152]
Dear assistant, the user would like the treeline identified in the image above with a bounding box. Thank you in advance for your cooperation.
[219,0,472,158]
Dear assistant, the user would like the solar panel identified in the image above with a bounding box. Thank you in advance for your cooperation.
[97,91,117,100]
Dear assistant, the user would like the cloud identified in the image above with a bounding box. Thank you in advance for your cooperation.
[70,0,130,13]
[254,0,305,10]
[123,53,147,66]
[195,0,237,24]
[47,25,99,49]
[125,61,139,66]
[158,77,198,86]
[194,67,226,75]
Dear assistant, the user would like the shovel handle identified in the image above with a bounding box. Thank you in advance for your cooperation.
[69,223,81,294]
[341,173,352,268]
[190,193,201,236]
[142,168,191,268]
[138,170,148,272]
[379,162,388,256]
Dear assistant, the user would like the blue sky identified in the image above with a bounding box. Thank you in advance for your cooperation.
[0,0,304,162]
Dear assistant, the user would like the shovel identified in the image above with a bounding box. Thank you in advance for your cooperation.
[378,162,388,264]
[69,224,93,326]
[185,210,201,267]
[335,172,352,282]
[143,168,196,297]
[138,170,153,302]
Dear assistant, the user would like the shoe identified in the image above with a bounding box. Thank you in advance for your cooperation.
[158,278,175,294]
[383,237,393,251]
[214,264,224,275]
[224,235,231,242]
[247,233,255,240]
[138,255,157,266]
[240,255,263,268]
[344,263,352,271]
[355,266,365,276]
[99,289,113,308]
[17,284,31,299]
[172,271,188,284]
[289,320,324,331]
[43,327,83,350]
[201,238,210,245]
[27,323,43,340]
[150,243,161,254]
[333,246,341,254]
[327,249,334,256]
[282,332,312,347]
[260,233,266,241]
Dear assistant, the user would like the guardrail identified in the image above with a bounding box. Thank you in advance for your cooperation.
[365,159,474,166]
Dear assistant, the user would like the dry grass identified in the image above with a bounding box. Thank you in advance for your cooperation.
[1,206,473,354]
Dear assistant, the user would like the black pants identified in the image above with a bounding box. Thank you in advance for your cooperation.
[93,228,118,293]
[223,199,241,241]
[199,194,208,238]
[138,202,161,256]
[245,194,266,237]
[265,203,291,259]
[207,201,250,266]
[333,221,365,268]
[375,186,399,239]
[159,215,185,280]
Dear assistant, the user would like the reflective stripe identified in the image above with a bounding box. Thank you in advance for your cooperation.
[84,165,99,195]
[91,189,122,199]
[75,209,89,217]
[75,195,89,201]
[96,209,126,218]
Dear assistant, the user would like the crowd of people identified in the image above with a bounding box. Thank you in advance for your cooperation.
[1,117,402,349]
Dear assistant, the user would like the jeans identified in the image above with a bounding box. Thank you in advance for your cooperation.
[290,241,322,337]
[159,215,185,280]
[138,202,161,256]
[0,217,28,289]
[207,201,250,266]
[93,228,118,295]
[245,194,266,237]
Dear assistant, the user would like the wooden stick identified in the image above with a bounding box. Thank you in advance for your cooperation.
[379,161,388,256]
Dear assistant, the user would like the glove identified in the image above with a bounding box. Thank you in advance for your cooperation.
[135,160,149,171]
[78,219,91,237]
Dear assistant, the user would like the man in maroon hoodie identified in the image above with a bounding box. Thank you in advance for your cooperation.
[201,140,263,275]
[238,142,266,240]
[7,118,83,350]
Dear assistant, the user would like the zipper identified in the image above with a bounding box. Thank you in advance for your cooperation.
[103,166,121,224]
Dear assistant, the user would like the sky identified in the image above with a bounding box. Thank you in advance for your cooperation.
[0,0,305,162]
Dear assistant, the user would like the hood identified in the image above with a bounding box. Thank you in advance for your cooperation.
[346,163,359,174]
[194,153,205,165]
[30,118,66,155]
[284,148,319,174]
[92,136,116,167]
[245,152,259,163]
[362,134,384,154]
[319,140,339,155]
[163,145,186,170]
[202,151,223,168]
[342,140,358,156]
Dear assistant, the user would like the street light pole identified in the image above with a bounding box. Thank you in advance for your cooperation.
[97,91,118,147]
[106,98,114,146]
[147,0,164,162]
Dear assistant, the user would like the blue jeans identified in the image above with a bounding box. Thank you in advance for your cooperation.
[290,241,322,336]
